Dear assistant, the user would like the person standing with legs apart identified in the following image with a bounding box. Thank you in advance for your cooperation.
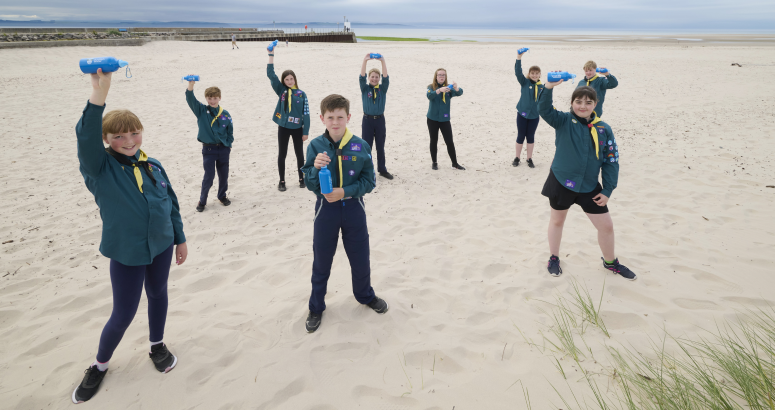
[267,43,310,191]
[301,94,389,333]
[513,47,543,168]
[538,79,636,280]
[71,69,188,403]
[359,53,393,179]
[186,81,234,212]
[426,68,465,170]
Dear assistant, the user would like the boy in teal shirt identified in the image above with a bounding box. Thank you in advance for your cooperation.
[301,94,388,333]
[186,81,233,212]
[72,68,187,403]
[577,60,618,118]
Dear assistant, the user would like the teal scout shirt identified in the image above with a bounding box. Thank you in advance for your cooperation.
[185,90,234,147]
[576,74,618,118]
[267,64,311,134]
[426,85,463,122]
[76,102,186,266]
[515,59,544,120]
[359,75,390,116]
[538,88,619,198]
[302,130,376,199]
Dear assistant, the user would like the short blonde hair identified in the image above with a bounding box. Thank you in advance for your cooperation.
[368,68,381,77]
[102,110,143,136]
[583,60,597,71]
[204,86,222,98]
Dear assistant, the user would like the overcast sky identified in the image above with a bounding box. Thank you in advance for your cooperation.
[2,0,774,30]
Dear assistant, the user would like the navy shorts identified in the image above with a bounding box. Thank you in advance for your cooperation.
[541,170,609,214]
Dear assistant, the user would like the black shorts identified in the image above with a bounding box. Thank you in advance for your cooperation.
[541,170,609,214]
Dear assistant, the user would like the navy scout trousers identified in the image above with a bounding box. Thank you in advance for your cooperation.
[309,197,375,313]
[361,115,388,173]
[200,144,230,205]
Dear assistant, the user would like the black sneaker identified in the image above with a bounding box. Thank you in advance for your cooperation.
[379,171,394,180]
[367,296,389,314]
[299,178,306,188]
[196,202,205,212]
[452,164,466,171]
[306,311,322,333]
[602,258,637,281]
[219,197,231,206]
[512,157,520,167]
[547,255,562,277]
[72,365,107,404]
[278,181,287,192]
[432,163,438,170]
[527,158,535,168]
[149,343,177,373]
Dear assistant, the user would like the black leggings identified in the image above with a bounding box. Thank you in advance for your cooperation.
[278,126,304,182]
[427,118,458,165]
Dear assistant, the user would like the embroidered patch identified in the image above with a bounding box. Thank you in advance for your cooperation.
[599,141,604,145]
[349,170,355,176]
[610,158,616,162]
[521,112,527,117]
[350,143,362,151]
[609,146,614,151]
[607,140,612,145]
[342,156,350,161]
[565,179,576,188]
[160,181,167,188]
[281,94,286,101]
[615,152,619,157]
[444,114,449,118]
[368,92,373,98]
[598,127,605,133]
[295,90,303,96]
[294,118,300,124]
[352,156,357,161]
[275,113,281,119]
[288,116,295,122]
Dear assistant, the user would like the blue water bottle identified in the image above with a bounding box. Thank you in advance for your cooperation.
[319,164,333,194]
[596,68,609,73]
[518,47,529,55]
[369,53,382,59]
[547,71,577,83]
[182,75,200,82]
[267,40,279,51]
[79,57,131,77]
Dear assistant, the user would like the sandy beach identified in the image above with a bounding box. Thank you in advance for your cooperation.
[1,39,775,409]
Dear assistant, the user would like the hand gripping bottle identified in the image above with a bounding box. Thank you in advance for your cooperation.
[369,53,382,59]
[596,68,609,73]
[79,57,131,78]
[517,47,529,55]
[182,75,200,82]
[319,162,333,195]
[267,40,279,51]
[547,71,577,83]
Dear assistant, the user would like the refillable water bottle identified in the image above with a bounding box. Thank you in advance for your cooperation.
[319,164,333,194]
[182,75,200,82]
[547,71,577,83]
[79,57,131,77]
[267,40,279,51]
[369,53,382,59]
[596,68,609,73]
[518,47,529,55]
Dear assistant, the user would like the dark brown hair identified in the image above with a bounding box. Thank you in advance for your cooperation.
[204,86,221,98]
[528,65,541,74]
[320,94,350,115]
[571,86,598,104]
[281,70,298,88]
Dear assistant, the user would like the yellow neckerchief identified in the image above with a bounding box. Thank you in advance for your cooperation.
[585,75,599,86]
[372,83,379,101]
[533,80,543,101]
[584,114,604,159]
[210,106,223,127]
[335,128,355,188]
[442,83,451,103]
[287,85,298,112]
[132,150,150,192]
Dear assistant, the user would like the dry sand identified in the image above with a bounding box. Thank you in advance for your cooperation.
[1,39,775,409]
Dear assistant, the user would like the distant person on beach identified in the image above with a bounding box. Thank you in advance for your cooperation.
[232,33,239,49]
[578,61,617,117]
[267,43,310,191]
[71,69,187,403]
[513,47,543,168]
[301,94,388,333]
[359,53,393,179]
[426,68,465,170]
[185,81,234,212]
[286,39,289,47]
[538,79,636,281]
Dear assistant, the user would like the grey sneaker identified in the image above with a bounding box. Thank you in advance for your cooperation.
[367,296,389,314]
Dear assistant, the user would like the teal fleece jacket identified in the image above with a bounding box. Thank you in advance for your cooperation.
[515,59,544,120]
[576,74,618,118]
[426,85,463,122]
[185,90,234,147]
[76,102,186,266]
[267,64,311,134]
[538,88,619,198]
[302,130,376,199]
[359,75,390,116]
